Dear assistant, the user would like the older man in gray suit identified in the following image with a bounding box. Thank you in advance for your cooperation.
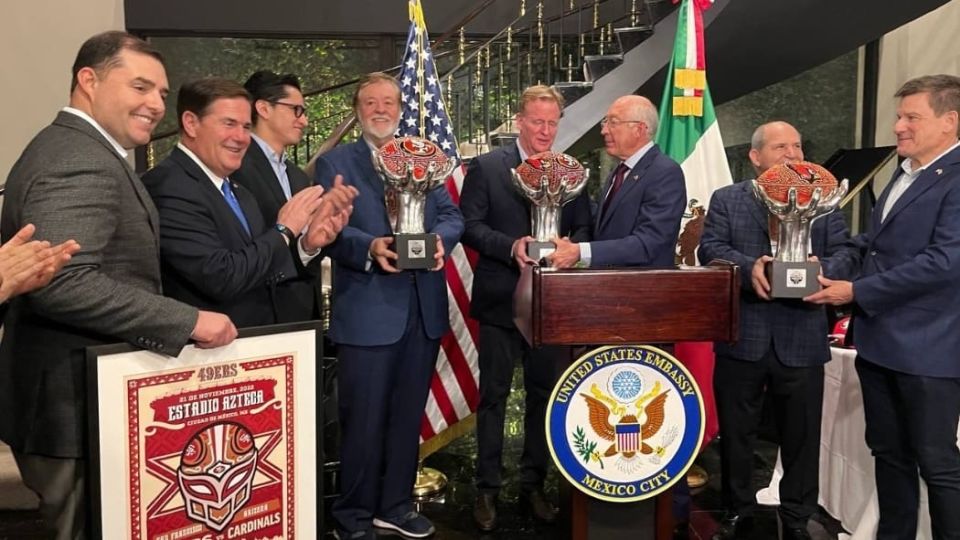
[0,31,237,539]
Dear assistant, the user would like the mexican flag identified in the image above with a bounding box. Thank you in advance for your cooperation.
[655,0,733,448]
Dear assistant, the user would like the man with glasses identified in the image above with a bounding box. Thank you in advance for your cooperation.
[548,94,685,269]
[546,94,688,536]
[233,71,324,322]
[460,85,592,531]
[142,77,355,329]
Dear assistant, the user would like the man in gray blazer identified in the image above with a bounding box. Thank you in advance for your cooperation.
[0,31,237,539]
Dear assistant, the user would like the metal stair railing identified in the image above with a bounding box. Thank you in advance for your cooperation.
[145,0,681,169]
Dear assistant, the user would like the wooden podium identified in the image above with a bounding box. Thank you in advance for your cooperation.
[514,264,740,540]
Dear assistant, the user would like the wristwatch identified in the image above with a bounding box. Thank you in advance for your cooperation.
[274,223,297,244]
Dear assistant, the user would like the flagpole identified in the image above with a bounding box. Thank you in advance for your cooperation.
[403,0,460,500]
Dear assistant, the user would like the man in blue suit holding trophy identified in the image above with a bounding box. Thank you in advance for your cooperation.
[314,72,464,540]
[809,74,960,539]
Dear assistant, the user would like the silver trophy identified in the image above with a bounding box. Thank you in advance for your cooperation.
[373,136,456,270]
[510,152,590,262]
[751,161,849,298]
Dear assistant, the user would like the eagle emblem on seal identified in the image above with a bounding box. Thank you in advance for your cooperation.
[573,371,681,472]
[582,383,669,457]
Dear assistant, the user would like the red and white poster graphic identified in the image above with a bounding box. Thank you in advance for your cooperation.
[129,357,293,539]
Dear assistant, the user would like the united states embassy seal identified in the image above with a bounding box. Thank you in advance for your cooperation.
[546,345,704,502]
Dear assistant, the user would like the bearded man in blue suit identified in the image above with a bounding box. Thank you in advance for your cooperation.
[314,72,464,540]
[809,74,960,539]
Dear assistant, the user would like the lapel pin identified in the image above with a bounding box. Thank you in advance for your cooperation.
[936,168,943,175]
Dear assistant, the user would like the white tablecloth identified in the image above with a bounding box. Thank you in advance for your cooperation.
[756,347,960,539]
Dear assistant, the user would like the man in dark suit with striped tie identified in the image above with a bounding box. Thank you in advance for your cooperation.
[143,77,354,328]
[232,71,322,322]
[547,93,690,535]
[547,95,686,269]
[698,121,850,540]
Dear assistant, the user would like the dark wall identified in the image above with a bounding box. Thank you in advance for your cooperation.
[637,0,951,106]
[124,0,613,37]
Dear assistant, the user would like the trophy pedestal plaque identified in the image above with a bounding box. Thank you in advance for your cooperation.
[394,233,438,271]
[766,260,820,298]
[527,240,556,262]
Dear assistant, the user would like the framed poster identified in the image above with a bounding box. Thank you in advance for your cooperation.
[87,322,321,540]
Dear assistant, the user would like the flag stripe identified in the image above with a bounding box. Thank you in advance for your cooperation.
[428,359,459,428]
[437,331,474,418]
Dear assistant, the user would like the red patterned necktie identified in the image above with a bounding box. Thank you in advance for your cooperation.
[601,162,630,219]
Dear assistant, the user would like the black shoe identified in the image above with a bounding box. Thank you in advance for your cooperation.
[474,493,497,531]
[518,489,557,524]
[673,520,690,540]
[712,513,754,540]
[781,526,811,540]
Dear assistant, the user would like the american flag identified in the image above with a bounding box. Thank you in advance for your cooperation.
[397,0,480,446]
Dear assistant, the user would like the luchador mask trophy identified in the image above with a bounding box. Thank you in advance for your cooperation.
[510,151,590,262]
[373,136,456,270]
[752,161,848,298]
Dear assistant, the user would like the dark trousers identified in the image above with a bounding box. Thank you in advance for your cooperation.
[475,322,558,494]
[713,350,823,528]
[331,289,439,534]
[856,357,960,540]
[13,451,86,540]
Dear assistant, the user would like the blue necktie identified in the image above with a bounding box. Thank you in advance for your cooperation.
[221,180,251,236]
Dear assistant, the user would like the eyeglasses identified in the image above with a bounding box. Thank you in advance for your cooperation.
[600,117,643,128]
[271,101,307,118]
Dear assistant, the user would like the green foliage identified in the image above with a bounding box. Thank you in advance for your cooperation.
[147,37,382,165]
[573,426,604,469]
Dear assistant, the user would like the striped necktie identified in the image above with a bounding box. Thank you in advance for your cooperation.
[600,162,630,220]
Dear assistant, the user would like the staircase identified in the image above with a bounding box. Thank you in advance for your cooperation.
[143,0,954,168]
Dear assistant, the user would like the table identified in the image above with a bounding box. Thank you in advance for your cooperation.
[756,347,959,539]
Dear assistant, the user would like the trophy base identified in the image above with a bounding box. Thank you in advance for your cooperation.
[394,233,438,271]
[766,260,821,298]
[527,241,556,264]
